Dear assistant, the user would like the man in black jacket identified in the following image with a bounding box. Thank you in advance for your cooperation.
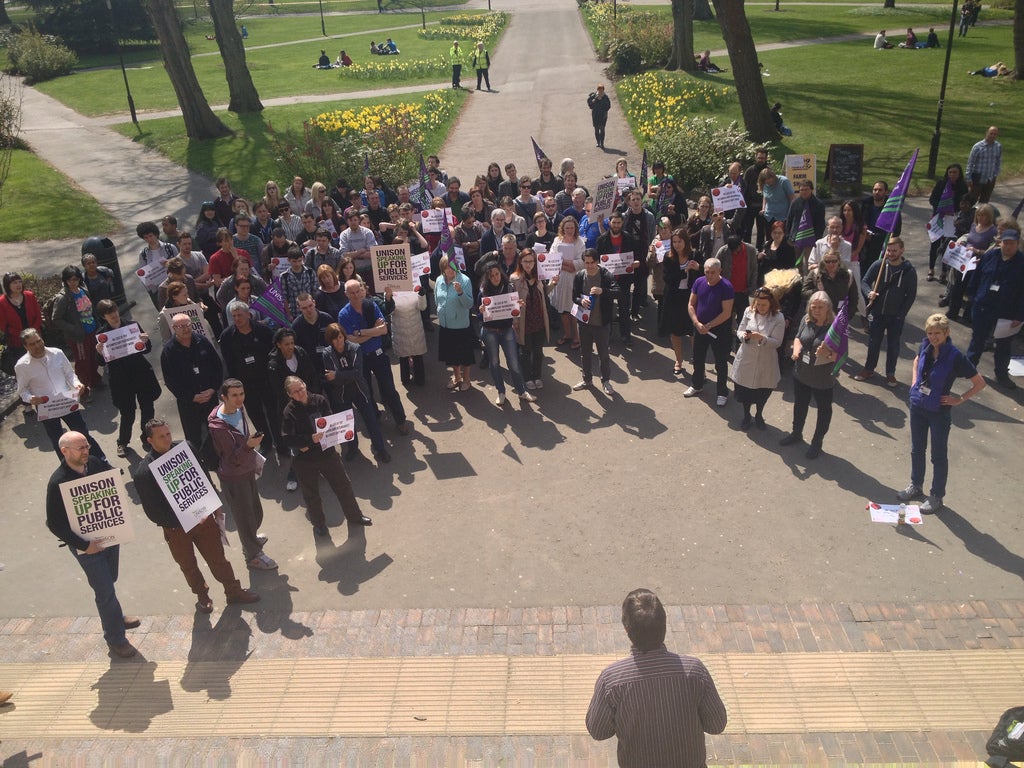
[160,314,223,448]
[219,300,279,455]
[587,84,611,149]
[133,419,259,613]
[571,249,619,395]
[596,211,638,344]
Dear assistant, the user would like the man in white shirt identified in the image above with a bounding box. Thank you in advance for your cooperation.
[809,216,851,270]
[15,329,106,461]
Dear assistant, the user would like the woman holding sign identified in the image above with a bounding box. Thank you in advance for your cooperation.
[281,376,372,537]
[548,217,586,349]
[95,300,161,458]
[480,264,536,406]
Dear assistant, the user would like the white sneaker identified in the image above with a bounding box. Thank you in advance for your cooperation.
[602,380,615,395]
[495,392,506,406]
[519,391,537,402]
[683,386,703,398]
[572,380,591,391]
[248,552,278,570]
[525,380,536,390]
[534,380,544,389]
[716,395,728,407]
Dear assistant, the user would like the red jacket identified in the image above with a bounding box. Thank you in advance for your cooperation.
[0,291,43,348]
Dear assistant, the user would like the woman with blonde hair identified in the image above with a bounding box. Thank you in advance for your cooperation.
[304,181,328,220]
[548,216,586,349]
[779,291,838,459]
[896,313,985,513]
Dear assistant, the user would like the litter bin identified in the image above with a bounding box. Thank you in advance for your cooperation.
[81,236,131,312]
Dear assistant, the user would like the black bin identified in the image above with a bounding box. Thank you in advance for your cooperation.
[81,236,130,312]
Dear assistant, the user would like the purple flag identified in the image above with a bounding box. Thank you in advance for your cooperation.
[438,210,454,256]
[250,278,290,329]
[419,154,431,206]
[793,205,816,249]
[875,149,918,234]
[530,137,546,172]
[936,178,955,217]
[822,299,850,377]
[639,149,648,194]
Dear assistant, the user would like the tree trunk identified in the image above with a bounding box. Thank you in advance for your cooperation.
[711,0,775,142]
[143,0,232,139]
[1015,0,1024,80]
[207,0,263,113]
[667,0,696,71]
[694,0,715,21]
[0,0,11,26]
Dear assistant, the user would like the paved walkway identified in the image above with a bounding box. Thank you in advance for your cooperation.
[2,1,1024,764]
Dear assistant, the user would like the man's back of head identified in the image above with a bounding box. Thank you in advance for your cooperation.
[621,588,666,651]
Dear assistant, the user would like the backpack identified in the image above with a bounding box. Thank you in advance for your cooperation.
[986,706,1024,767]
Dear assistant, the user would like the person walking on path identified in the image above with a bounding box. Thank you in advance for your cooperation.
[587,84,611,149]
[472,42,491,92]
[965,126,1001,203]
[449,40,465,89]
[586,588,727,768]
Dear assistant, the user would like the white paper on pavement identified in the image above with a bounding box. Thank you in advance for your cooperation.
[867,502,923,525]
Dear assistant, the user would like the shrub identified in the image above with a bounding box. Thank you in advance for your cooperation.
[417,12,508,43]
[619,71,733,142]
[270,91,459,190]
[5,27,78,84]
[582,3,671,72]
[645,117,764,197]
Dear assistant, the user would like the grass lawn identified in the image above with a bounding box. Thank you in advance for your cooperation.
[110,90,467,205]
[593,5,1020,188]
[0,150,119,242]
[32,11,493,116]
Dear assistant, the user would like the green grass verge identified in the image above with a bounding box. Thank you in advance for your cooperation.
[31,11,495,116]
[109,90,468,205]
[591,4,1020,187]
[0,149,119,242]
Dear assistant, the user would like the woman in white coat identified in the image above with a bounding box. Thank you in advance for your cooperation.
[730,286,785,430]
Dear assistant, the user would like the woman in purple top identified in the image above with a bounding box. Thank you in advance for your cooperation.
[684,257,734,405]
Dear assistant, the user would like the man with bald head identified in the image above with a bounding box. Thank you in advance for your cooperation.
[160,313,223,450]
[45,432,139,658]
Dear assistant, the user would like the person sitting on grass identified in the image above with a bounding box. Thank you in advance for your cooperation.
[696,49,724,73]
[316,50,331,69]
[336,49,352,67]
[874,30,894,49]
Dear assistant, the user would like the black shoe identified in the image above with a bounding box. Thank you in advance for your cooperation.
[779,433,802,446]
[373,448,392,463]
[122,616,141,629]
[755,415,766,430]
[342,443,360,461]
[938,296,950,307]
[740,414,752,431]
[996,375,1018,390]
[805,442,822,459]
[351,515,373,526]
[313,524,329,537]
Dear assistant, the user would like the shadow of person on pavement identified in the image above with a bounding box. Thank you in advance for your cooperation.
[315,524,394,597]
[251,571,314,640]
[89,658,173,732]
[180,608,253,700]
[935,505,1024,582]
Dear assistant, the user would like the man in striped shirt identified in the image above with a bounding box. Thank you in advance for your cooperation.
[586,589,727,767]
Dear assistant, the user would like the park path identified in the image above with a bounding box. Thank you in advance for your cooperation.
[439,0,640,187]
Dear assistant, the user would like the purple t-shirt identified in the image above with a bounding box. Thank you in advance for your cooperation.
[692,275,734,326]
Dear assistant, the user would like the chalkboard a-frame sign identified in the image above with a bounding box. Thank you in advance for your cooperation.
[826,144,864,199]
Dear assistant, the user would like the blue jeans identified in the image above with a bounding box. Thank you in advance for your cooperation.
[70,545,126,646]
[482,325,527,395]
[864,314,905,376]
[909,404,952,497]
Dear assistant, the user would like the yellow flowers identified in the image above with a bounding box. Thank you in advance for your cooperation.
[310,90,458,145]
[619,72,732,141]
[418,13,508,42]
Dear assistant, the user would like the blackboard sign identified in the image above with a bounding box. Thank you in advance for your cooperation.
[827,144,864,198]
